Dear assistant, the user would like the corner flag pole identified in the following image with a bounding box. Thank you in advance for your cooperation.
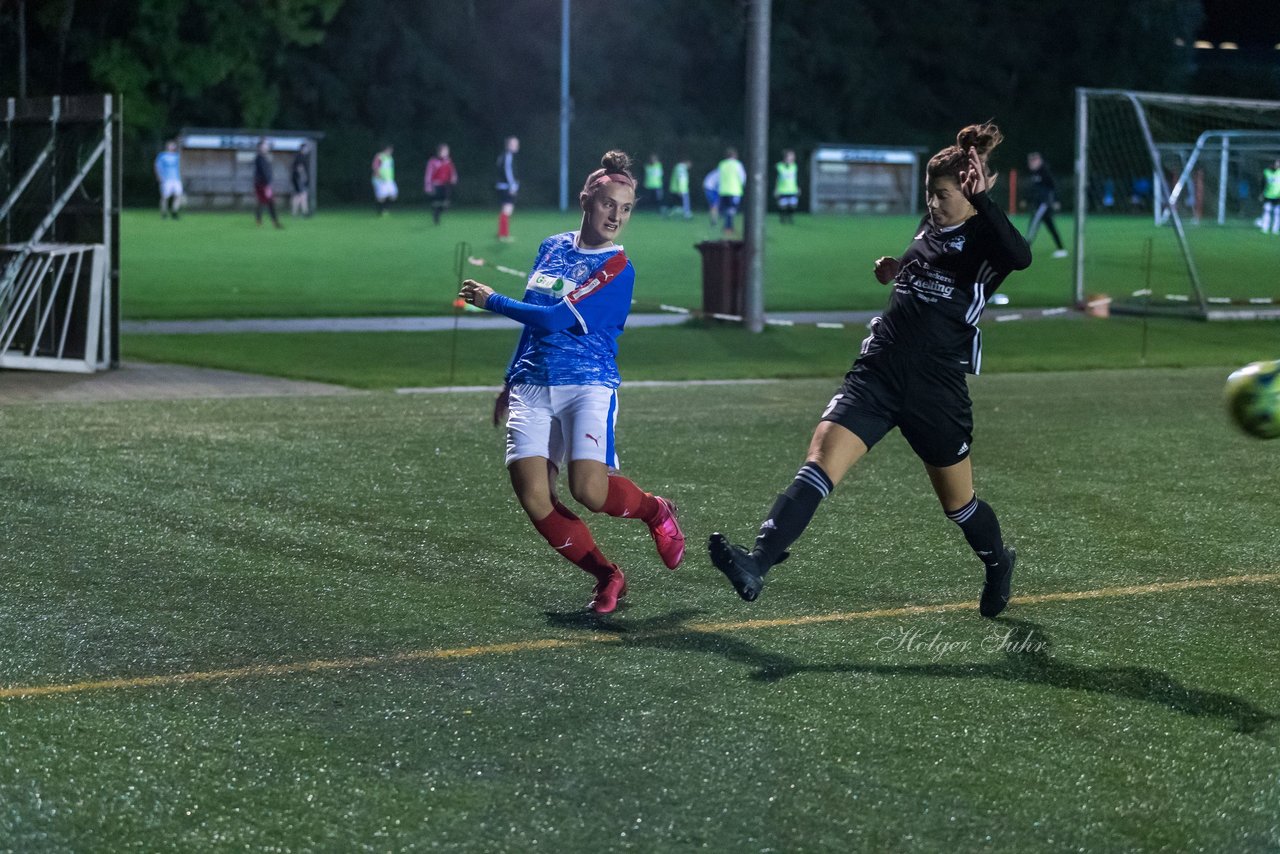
[743,0,771,333]
[449,241,470,387]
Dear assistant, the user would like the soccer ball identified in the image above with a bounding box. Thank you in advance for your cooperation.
[1224,360,1280,440]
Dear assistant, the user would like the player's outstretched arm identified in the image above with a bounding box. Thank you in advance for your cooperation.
[461,279,579,334]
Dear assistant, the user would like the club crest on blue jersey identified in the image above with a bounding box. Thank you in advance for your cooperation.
[943,235,966,254]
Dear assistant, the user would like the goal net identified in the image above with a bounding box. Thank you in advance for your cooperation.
[0,94,121,372]
[1074,88,1280,319]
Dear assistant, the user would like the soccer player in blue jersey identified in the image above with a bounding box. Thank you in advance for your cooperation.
[709,123,1032,619]
[154,140,183,220]
[459,151,686,614]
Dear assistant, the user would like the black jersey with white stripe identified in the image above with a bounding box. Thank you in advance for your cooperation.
[863,192,1031,375]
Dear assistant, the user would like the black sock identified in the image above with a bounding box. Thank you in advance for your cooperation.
[946,494,1007,569]
[752,461,833,570]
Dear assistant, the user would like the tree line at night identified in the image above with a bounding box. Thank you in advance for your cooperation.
[5,0,1272,206]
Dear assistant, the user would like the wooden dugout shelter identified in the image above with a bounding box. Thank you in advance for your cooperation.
[176,128,322,210]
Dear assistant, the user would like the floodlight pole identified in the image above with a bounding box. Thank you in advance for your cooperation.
[17,0,28,98]
[558,0,570,211]
[743,0,771,333]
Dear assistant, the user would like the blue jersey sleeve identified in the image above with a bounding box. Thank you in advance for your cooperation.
[486,293,578,332]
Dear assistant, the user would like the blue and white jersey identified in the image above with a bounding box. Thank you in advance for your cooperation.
[154,151,181,182]
[496,231,635,388]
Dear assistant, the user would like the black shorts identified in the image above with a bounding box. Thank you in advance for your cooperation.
[820,350,973,468]
[496,188,517,205]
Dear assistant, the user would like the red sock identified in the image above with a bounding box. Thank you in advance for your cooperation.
[601,475,660,524]
[531,503,614,580]
[498,212,510,237]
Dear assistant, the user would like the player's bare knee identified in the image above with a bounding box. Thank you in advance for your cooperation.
[568,479,606,513]
[519,493,555,522]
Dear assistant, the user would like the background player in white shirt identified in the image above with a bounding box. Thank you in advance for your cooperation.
[460,151,685,614]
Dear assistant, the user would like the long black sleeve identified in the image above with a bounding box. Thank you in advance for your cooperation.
[972,191,1032,271]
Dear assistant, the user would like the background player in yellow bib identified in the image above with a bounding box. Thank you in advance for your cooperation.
[1261,158,1280,235]
[667,157,692,219]
[371,144,397,215]
[774,149,800,224]
[717,148,746,236]
[643,153,665,214]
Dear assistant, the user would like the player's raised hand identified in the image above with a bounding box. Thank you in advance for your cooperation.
[492,383,511,427]
[874,256,900,285]
[459,279,494,309]
[959,146,993,198]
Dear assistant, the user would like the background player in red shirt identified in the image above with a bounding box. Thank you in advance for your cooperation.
[424,143,458,226]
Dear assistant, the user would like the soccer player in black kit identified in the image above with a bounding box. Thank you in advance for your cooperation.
[709,123,1032,618]
[1025,151,1067,258]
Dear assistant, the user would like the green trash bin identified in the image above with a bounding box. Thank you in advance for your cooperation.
[695,239,745,318]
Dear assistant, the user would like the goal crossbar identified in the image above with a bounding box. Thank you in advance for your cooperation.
[1073,88,1280,320]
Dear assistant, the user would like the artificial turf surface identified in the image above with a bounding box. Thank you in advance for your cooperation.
[1,369,1277,851]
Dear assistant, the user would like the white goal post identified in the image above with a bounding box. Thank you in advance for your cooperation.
[0,94,121,372]
[1073,88,1280,320]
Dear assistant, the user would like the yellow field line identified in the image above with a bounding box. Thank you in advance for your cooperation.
[4,572,1277,701]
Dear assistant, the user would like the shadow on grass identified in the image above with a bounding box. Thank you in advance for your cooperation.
[545,611,1276,736]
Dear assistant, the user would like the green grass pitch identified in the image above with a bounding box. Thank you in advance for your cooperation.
[2,369,1278,850]
[120,208,1280,321]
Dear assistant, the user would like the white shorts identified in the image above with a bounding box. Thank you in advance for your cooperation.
[373,179,398,201]
[505,383,619,469]
[161,179,183,199]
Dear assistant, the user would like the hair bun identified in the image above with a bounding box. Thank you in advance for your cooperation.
[600,150,633,174]
[956,122,1004,157]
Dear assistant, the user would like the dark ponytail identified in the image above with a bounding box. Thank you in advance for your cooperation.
[927,121,1004,184]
